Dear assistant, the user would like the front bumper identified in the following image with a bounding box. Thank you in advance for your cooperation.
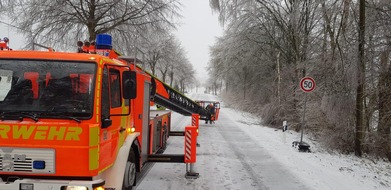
[0,178,104,190]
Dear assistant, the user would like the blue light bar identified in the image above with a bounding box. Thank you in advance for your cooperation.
[96,34,112,49]
[33,160,46,169]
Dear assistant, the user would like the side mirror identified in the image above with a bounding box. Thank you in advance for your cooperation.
[102,118,112,128]
[122,71,137,99]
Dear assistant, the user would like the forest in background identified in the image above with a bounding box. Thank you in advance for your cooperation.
[207,0,391,160]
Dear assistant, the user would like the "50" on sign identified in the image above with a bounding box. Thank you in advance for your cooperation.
[300,77,316,92]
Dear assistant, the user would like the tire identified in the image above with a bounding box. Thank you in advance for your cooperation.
[122,149,136,190]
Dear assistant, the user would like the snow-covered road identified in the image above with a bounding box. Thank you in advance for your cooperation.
[136,93,391,190]
[136,93,307,190]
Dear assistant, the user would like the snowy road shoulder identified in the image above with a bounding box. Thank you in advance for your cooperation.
[223,107,391,190]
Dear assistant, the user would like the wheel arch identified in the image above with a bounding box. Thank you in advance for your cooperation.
[100,132,140,189]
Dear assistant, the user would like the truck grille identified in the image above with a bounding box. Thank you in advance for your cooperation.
[0,147,55,174]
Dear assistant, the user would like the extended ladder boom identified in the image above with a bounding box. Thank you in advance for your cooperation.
[151,76,208,117]
[120,57,214,118]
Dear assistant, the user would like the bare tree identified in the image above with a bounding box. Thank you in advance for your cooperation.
[4,0,180,51]
[143,33,174,75]
[208,0,391,159]
[174,58,195,93]
[156,37,185,83]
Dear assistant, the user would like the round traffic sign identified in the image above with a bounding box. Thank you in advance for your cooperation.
[300,77,316,92]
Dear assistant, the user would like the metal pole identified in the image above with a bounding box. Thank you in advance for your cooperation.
[189,164,194,173]
[300,93,308,143]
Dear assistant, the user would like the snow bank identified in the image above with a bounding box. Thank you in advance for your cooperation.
[223,107,391,190]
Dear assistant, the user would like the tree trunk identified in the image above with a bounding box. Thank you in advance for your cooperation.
[277,51,281,105]
[214,80,217,95]
[378,50,391,161]
[160,68,168,83]
[243,66,247,99]
[169,66,174,87]
[88,0,97,42]
[220,78,223,94]
[354,0,365,157]
[225,75,229,93]
[321,2,337,61]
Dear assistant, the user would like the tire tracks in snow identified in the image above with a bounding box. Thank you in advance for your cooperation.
[216,114,269,190]
[216,110,310,190]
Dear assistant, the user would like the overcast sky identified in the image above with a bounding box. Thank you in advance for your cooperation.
[0,1,223,85]
[0,19,23,49]
[174,0,223,85]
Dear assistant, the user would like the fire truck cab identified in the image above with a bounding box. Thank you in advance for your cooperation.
[0,48,139,190]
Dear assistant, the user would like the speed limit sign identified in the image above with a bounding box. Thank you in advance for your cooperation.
[300,77,316,92]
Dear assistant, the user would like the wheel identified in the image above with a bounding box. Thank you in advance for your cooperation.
[122,149,136,190]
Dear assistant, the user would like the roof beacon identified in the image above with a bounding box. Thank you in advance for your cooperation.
[96,34,112,49]
[95,34,115,57]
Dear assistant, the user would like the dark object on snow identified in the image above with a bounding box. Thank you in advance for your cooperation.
[292,141,311,152]
[205,103,215,124]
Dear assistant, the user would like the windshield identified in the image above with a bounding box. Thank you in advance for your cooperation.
[0,59,96,119]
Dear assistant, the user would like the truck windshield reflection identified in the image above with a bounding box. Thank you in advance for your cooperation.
[0,60,96,119]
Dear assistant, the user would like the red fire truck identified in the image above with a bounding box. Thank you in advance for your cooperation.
[0,34,219,190]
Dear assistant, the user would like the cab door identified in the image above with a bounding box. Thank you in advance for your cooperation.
[100,65,125,169]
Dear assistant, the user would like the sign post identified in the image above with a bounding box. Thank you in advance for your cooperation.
[296,77,316,152]
[300,93,308,143]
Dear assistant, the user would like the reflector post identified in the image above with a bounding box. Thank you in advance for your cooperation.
[191,114,200,136]
[184,126,197,163]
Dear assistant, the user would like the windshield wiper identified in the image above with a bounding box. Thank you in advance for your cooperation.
[0,111,39,122]
[61,116,81,123]
[39,113,81,123]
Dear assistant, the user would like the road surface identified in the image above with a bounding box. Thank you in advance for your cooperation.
[135,93,310,190]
